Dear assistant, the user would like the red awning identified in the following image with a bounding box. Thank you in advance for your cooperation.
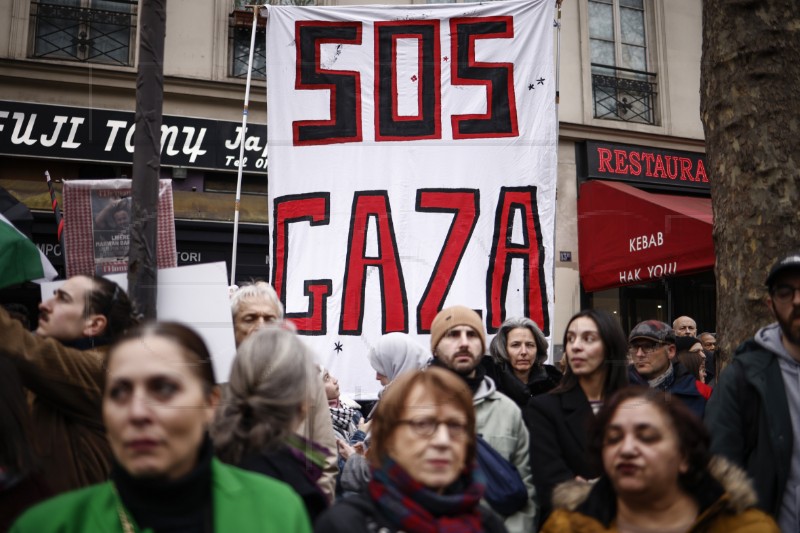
[577,180,714,292]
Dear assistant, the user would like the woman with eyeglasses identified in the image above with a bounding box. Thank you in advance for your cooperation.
[314,367,507,533]
[11,322,311,533]
[540,386,779,533]
[523,309,629,525]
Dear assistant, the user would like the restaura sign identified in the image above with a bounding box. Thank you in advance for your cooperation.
[584,141,709,191]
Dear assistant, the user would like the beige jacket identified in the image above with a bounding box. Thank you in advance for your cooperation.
[296,375,339,502]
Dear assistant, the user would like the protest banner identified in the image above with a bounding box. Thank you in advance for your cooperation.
[265,0,556,397]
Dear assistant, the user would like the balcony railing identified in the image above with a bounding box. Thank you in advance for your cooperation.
[30,0,137,66]
[591,63,658,125]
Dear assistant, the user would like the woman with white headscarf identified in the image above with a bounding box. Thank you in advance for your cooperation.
[368,332,432,388]
[338,333,431,497]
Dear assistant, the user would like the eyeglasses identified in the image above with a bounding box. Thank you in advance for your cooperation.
[628,342,667,357]
[771,285,800,304]
[397,418,469,440]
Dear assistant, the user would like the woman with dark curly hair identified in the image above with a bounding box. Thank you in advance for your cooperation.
[540,386,779,533]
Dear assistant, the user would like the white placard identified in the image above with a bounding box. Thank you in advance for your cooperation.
[41,262,237,382]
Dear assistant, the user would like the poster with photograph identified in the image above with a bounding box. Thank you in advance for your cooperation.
[91,191,132,272]
[63,179,177,277]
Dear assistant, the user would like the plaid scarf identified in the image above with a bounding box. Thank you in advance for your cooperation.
[330,406,359,440]
[369,458,485,533]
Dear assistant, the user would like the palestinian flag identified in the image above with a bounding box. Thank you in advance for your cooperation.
[0,213,58,290]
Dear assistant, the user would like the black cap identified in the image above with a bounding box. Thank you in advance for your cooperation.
[766,251,800,290]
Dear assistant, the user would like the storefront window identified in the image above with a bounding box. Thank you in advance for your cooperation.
[29,0,138,66]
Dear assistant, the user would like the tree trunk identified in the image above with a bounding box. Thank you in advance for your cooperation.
[128,0,167,321]
[700,0,800,364]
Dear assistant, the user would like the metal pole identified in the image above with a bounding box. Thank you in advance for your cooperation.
[550,0,563,347]
[230,6,261,286]
[555,0,562,132]
[128,0,166,321]
[44,171,66,256]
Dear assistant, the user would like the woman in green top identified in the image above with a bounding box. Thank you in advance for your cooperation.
[11,322,311,533]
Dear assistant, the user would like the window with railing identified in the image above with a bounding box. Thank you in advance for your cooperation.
[588,0,657,125]
[29,0,138,66]
[229,7,266,80]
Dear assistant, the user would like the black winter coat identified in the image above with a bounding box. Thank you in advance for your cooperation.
[705,339,794,518]
[239,445,328,523]
[523,385,601,525]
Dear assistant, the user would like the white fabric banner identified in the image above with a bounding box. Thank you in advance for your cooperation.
[265,0,556,398]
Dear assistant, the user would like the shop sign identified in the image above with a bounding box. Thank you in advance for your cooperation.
[0,100,268,174]
[584,141,709,191]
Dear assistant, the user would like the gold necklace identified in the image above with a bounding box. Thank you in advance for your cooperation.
[111,484,136,533]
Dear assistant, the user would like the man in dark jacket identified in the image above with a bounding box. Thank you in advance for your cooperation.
[706,251,800,531]
[627,319,707,419]
[0,275,132,495]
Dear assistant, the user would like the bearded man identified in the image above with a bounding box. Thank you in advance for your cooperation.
[706,251,800,532]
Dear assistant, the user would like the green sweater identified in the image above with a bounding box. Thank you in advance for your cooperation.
[10,458,312,533]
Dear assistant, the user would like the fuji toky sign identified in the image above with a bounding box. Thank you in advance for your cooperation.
[0,100,268,174]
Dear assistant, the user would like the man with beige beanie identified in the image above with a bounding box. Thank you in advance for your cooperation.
[430,305,539,533]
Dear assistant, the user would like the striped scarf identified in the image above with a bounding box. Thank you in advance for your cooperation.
[369,458,485,533]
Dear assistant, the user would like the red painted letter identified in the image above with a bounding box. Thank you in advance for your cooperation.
[416,189,480,332]
[486,187,549,335]
[340,192,408,335]
[272,193,331,334]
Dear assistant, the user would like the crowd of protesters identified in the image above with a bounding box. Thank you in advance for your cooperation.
[3,250,799,531]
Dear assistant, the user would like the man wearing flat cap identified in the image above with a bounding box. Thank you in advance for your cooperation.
[706,251,800,531]
[627,319,707,418]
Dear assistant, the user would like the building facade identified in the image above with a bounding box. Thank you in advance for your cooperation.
[0,0,711,348]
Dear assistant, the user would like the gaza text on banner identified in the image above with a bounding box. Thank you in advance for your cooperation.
[265,0,556,398]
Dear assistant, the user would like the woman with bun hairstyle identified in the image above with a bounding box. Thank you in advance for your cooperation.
[212,323,328,523]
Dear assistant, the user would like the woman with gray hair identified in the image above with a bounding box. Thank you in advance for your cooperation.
[212,323,328,523]
[488,316,562,406]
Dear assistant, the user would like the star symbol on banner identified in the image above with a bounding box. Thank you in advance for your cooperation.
[528,83,535,90]
[443,56,449,62]
[537,77,545,85]
[334,341,343,353]
[411,75,418,82]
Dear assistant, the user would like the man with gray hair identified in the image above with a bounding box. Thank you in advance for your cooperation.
[230,281,338,502]
[230,281,284,348]
[672,315,698,337]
